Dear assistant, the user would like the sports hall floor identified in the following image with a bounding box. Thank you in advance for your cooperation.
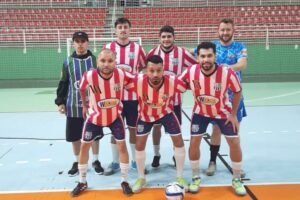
[0,82,299,200]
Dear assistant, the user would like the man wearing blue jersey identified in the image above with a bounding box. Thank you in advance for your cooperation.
[55,31,104,176]
[205,18,247,177]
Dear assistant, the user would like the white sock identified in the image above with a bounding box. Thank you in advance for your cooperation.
[75,155,79,162]
[130,143,136,161]
[190,160,200,177]
[232,161,242,179]
[111,143,119,163]
[78,164,88,183]
[93,154,98,162]
[135,150,146,179]
[153,145,160,156]
[120,162,129,183]
[174,146,185,177]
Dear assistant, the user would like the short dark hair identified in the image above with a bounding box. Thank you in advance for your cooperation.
[219,18,234,26]
[159,25,175,36]
[197,42,216,54]
[114,17,131,28]
[146,55,163,66]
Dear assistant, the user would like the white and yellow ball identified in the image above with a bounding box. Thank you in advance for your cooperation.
[165,182,185,200]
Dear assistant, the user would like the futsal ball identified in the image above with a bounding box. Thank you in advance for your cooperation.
[165,182,185,200]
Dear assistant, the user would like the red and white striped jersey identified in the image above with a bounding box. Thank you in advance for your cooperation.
[179,64,241,119]
[147,45,197,105]
[80,68,134,126]
[126,74,187,122]
[104,41,146,101]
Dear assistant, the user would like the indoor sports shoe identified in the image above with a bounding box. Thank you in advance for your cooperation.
[151,155,161,168]
[121,181,134,196]
[131,160,137,169]
[188,176,201,193]
[206,161,216,176]
[68,162,79,177]
[70,182,88,197]
[92,160,104,175]
[104,162,120,176]
[232,178,246,196]
[132,178,146,193]
[176,176,188,192]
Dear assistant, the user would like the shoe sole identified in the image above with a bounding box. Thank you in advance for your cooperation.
[68,172,79,177]
[95,171,104,175]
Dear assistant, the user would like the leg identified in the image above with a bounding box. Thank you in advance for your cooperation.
[104,136,120,175]
[116,140,133,196]
[70,142,92,197]
[206,124,221,176]
[68,140,81,176]
[128,126,137,168]
[91,139,104,175]
[151,124,162,168]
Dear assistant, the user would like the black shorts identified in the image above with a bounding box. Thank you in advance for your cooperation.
[66,117,84,142]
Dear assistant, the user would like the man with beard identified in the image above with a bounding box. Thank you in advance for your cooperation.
[179,42,246,196]
[55,31,103,177]
[205,18,248,177]
[104,17,147,175]
[147,25,197,168]
[70,49,134,197]
[126,55,188,193]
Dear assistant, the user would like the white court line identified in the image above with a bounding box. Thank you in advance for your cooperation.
[296,130,300,133]
[248,131,257,134]
[280,131,289,134]
[245,90,300,103]
[263,131,272,134]
[1,182,300,194]
[16,161,28,164]
[39,158,52,162]
[18,142,29,145]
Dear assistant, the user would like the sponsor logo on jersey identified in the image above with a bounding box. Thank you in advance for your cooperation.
[172,58,179,65]
[191,124,199,133]
[117,64,132,72]
[128,52,136,59]
[241,49,248,57]
[97,98,120,109]
[164,70,176,76]
[214,83,221,91]
[114,83,121,91]
[196,95,219,105]
[74,80,80,90]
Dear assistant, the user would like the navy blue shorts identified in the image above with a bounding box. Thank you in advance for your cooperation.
[121,100,138,128]
[191,113,238,137]
[174,104,182,124]
[137,112,181,136]
[82,117,126,142]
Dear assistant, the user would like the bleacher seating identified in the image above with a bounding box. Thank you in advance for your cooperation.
[0,8,107,42]
[124,5,300,40]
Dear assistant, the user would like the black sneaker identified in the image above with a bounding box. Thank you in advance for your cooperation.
[68,162,79,177]
[151,155,161,168]
[92,160,104,175]
[121,181,133,196]
[172,156,176,167]
[70,182,88,197]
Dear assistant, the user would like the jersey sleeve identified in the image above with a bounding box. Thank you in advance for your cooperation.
[183,48,198,68]
[175,76,187,93]
[237,43,248,61]
[228,68,241,93]
[137,45,147,70]
[54,60,69,106]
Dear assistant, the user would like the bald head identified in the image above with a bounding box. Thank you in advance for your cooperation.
[97,49,116,77]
